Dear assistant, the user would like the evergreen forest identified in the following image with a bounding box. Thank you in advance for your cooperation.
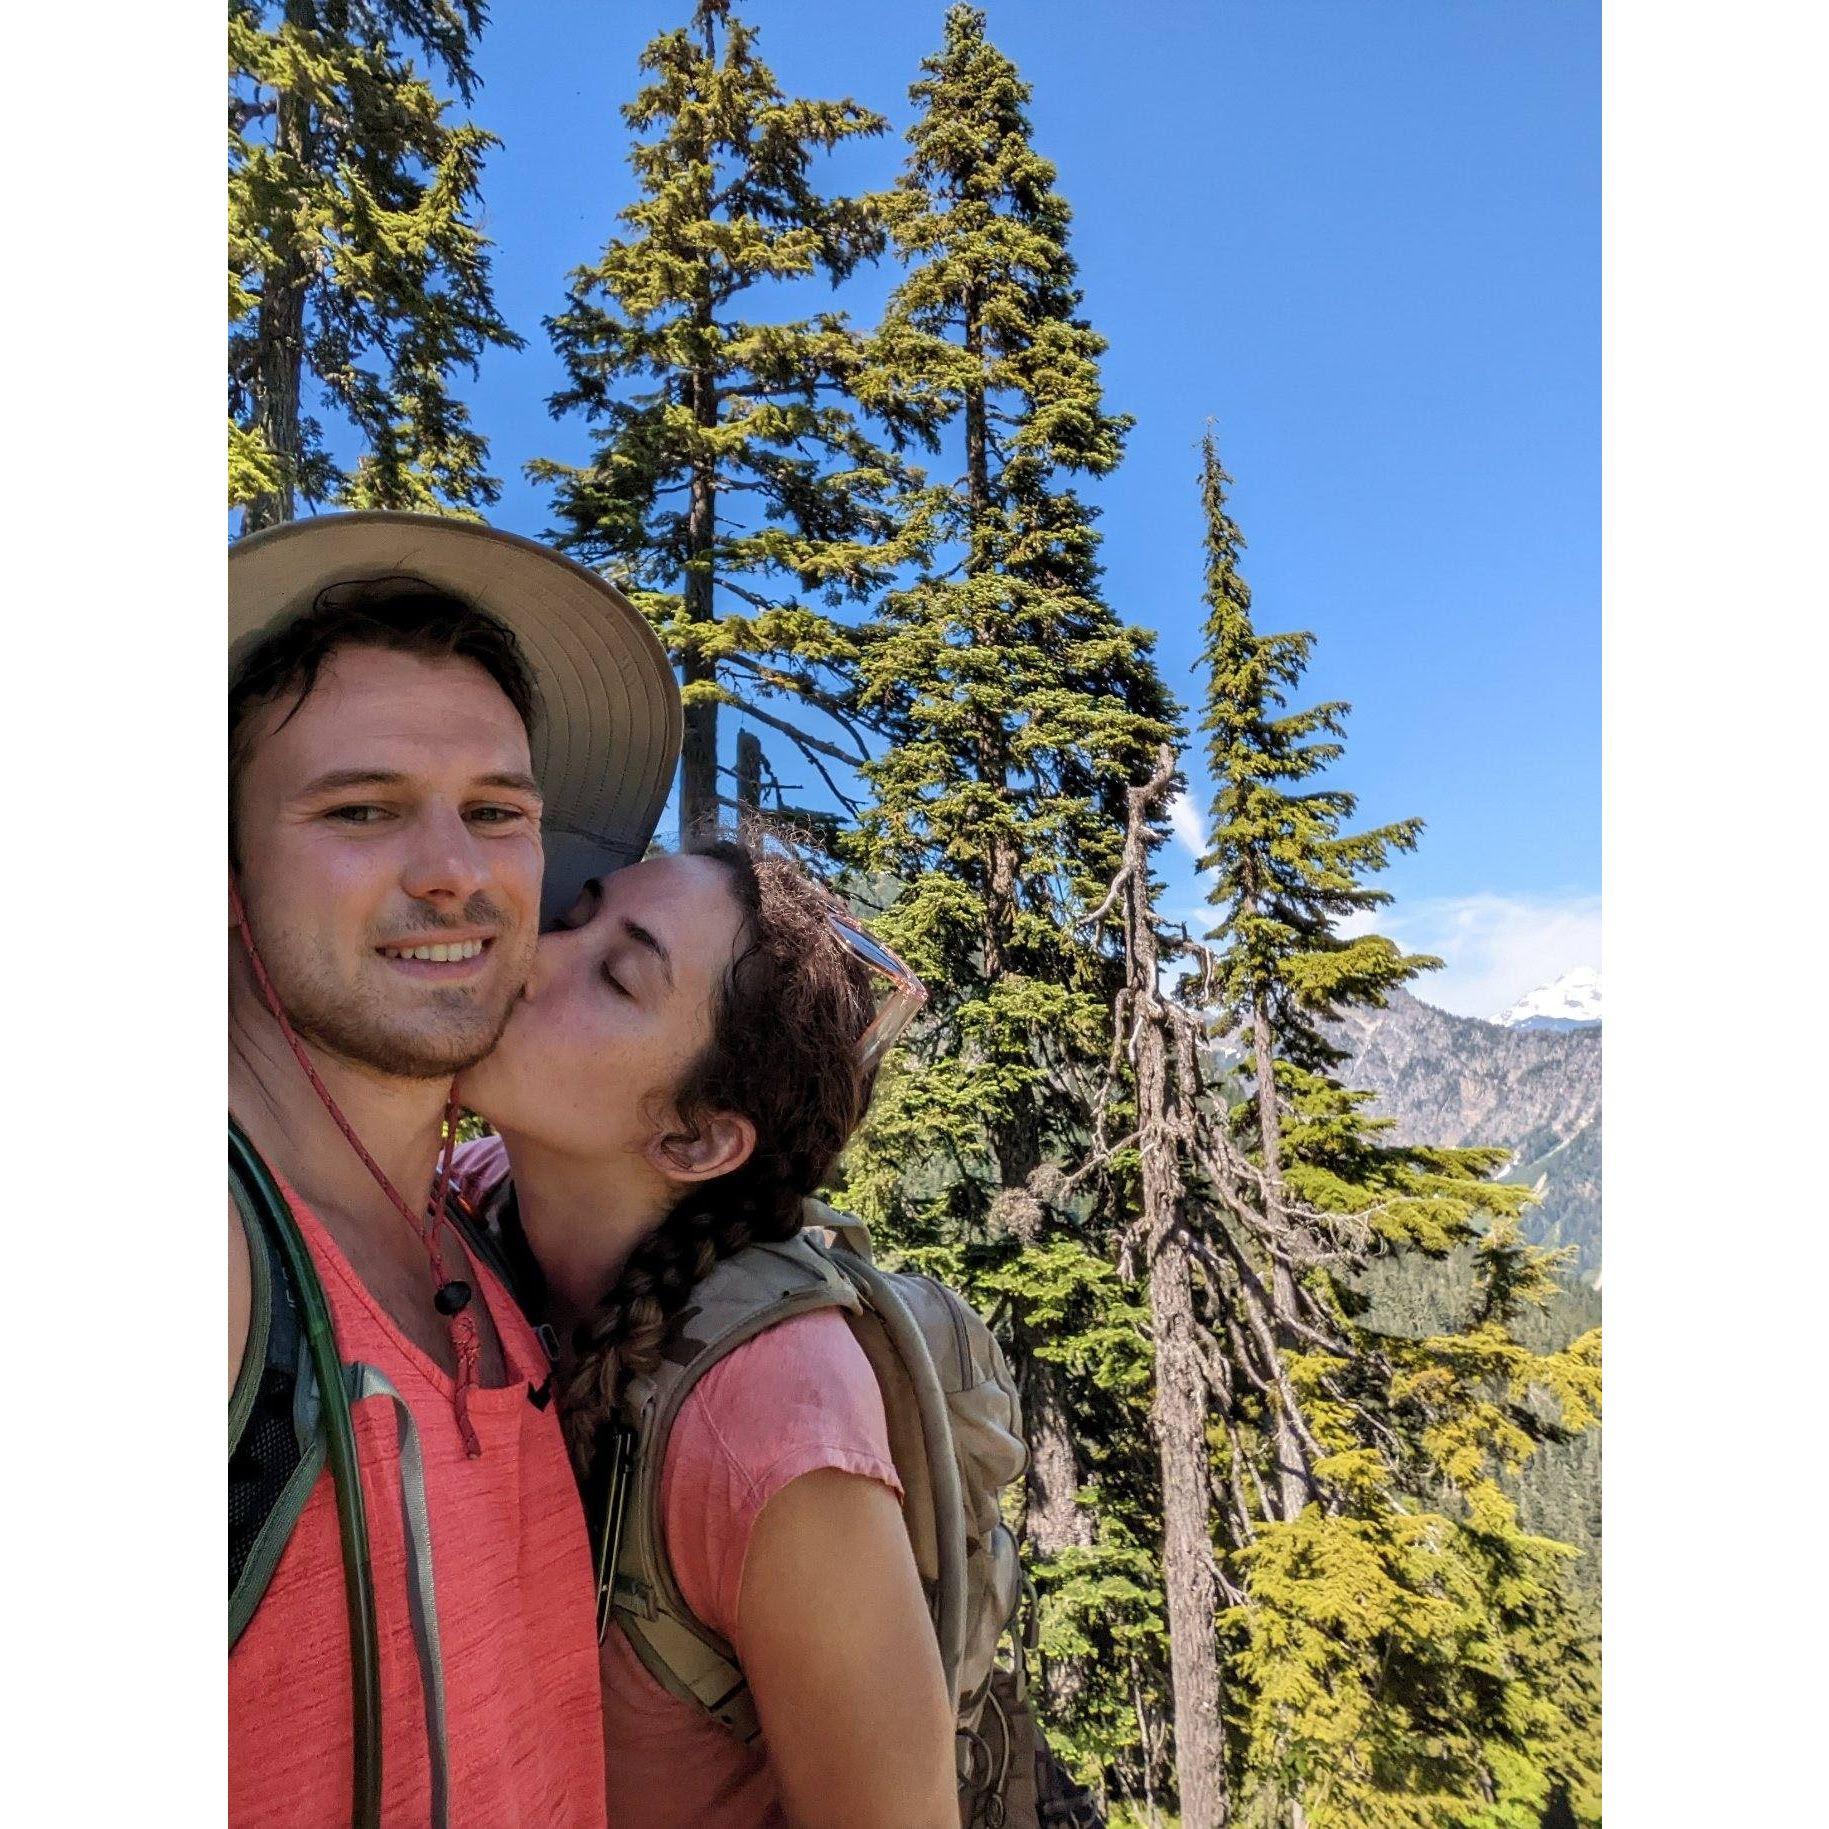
[229,6,1602,1823]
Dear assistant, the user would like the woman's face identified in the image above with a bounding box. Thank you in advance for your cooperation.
[458,853,751,1164]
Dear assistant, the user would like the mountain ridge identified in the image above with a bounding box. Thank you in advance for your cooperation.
[1328,986,1602,1278]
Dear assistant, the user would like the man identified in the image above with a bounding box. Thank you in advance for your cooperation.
[228,514,680,1825]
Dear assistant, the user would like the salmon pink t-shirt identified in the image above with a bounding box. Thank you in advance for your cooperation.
[453,1139,905,1828]
[230,1160,607,1827]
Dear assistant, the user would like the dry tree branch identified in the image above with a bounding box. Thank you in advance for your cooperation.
[714,696,868,770]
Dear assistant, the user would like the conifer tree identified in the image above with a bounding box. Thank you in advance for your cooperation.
[533,0,925,838]
[1194,428,1435,1523]
[1189,428,1602,1826]
[838,1,1176,1747]
[228,1,521,527]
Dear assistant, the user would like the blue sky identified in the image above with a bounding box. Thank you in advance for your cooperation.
[432,0,1599,1017]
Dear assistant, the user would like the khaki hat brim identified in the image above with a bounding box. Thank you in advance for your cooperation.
[230,513,682,923]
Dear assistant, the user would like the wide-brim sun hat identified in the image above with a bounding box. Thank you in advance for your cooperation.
[230,512,681,924]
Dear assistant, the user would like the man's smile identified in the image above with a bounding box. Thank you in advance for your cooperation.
[375,933,498,976]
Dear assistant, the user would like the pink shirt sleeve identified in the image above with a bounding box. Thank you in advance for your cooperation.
[661,1306,905,1644]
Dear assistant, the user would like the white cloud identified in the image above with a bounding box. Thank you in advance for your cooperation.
[1368,890,1602,1020]
[1166,791,1208,863]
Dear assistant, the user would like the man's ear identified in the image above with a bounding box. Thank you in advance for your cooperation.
[648,1111,758,1187]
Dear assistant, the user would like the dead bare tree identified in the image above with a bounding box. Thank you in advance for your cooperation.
[1083,744,1409,1825]
[1093,744,1230,1829]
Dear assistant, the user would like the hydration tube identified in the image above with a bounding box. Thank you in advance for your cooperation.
[232,1120,383,1829]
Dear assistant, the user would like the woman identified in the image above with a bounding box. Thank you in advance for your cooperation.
[453,839,958,1829]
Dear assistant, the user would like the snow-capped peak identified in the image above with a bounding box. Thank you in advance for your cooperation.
[1492,966,1601,1031]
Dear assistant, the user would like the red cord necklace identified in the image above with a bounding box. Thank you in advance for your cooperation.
[230,878,484,1457]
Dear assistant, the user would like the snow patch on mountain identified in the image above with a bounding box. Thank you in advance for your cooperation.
[1492,966,1601,1031]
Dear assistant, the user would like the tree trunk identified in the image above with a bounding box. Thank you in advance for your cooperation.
[679,355,719,840]
[954,263,1100,1723]
[1123,747,1229,1829]
[1024,1355,1096,1556]
[963,281,987,527]
[1023,1351,1096,1723]
[1249,972,1315,1521]
[958,266,1083,1568]
[963,274,1019,1030]
[242,15,311,533]
[734,728,763,838]
[983,827,1018,978]
[1130,1657,1161,1825]
[1149,1233,1229,1829]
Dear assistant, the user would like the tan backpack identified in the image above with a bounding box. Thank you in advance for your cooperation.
[586,1199,1103,1828]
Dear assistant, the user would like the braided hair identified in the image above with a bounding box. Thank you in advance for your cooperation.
[561,841,880,1470]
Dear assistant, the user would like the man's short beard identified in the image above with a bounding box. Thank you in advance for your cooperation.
[289,984,518,1080]
[233,884,530,1081]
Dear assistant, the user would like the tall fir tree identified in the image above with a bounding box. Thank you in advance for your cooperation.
[1189,429,1602,1827]
[1193,426,1434,1525]
[837,1,1176,1753]
[228,0,521,527]
[533,0,925,840]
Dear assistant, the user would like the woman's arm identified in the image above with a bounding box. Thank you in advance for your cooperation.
[736,1466,957,1829]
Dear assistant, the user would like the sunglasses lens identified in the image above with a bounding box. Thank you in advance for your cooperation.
[830,914,918,983]
[857,989,923,1073]
[844,928,902,975]
[829,913,928,1070]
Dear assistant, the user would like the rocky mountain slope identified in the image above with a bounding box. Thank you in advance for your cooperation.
[1328,986,1602,1279]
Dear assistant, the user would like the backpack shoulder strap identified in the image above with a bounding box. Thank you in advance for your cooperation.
[456,1172,561,1370]
[600,1223,863,1743]
[443,1172,525,1309]
[226,1119,450,1825]
[229,1126,329,1646]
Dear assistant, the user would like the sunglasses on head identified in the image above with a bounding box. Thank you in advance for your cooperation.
[827,911,929,1071]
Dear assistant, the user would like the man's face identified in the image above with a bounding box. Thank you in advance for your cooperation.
[233,644,545,1079]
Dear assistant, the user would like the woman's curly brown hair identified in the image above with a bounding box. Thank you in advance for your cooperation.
[561,839,880,1470]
